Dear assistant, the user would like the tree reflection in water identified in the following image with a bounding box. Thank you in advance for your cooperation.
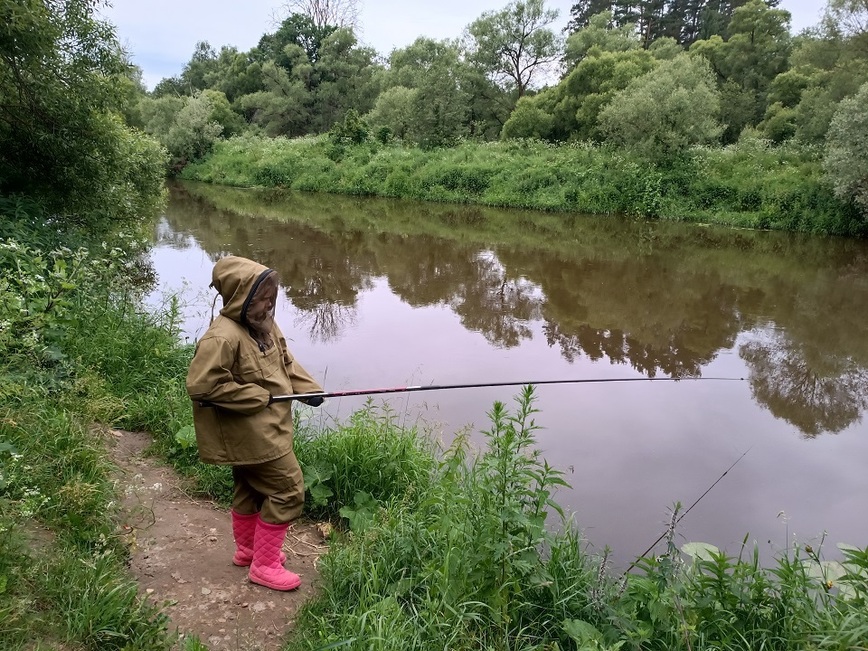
[741,332,868,437]
[294,300,358,343]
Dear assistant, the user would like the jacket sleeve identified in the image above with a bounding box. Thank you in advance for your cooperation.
[277,332,323,395]
[186,336,271,414]
[288,357,324,395]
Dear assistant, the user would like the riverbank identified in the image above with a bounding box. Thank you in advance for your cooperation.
[180,134,866,238]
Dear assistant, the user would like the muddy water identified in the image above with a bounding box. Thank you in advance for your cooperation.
[149,181,868,567]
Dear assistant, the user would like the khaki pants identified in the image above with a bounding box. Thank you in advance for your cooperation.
[231,451,305,524]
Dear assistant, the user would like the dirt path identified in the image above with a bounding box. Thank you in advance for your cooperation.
[108,428,327,651]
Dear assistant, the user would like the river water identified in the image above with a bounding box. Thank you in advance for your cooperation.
[149,181,868,567]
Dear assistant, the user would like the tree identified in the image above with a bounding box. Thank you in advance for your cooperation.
[598,53,722,160]
[562,48,659,140]
[690,0,792,140]
[467,0,563,99]
[824,0,868,53]
[180,41,218,93]
[277,0,360,29]
[258,13,337,68]
[205,47,265,103]
[165,92,224,162]
[366,86,417,140]
[152,76,187,98]
[0,0,165,230]
[307,28,379,133]
[501,47,658,141]
[500,94,555,139]
[236,61,311,136]
[823,81,868,217]
[236,26,378,137]
[564,10,640,68]
[566,0,615,32]
[379,38,480,145]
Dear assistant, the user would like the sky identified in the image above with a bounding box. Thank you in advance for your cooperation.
[99,0,830,90]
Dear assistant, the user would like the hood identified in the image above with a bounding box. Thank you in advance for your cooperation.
[211,256,275,323]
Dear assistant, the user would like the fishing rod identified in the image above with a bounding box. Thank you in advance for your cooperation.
[620,446,753,578]
[267,376,745,403]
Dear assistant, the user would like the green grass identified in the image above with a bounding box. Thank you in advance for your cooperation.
[0,233,179,649]
[181,135,866,237]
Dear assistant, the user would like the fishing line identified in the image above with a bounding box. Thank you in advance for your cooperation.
[620,446,753,578]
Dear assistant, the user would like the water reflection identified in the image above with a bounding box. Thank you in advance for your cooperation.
[160,182,868,438]
[741,332,868,437]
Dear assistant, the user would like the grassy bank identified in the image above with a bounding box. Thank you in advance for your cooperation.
[180,135,866,237]
[0,237,184,649]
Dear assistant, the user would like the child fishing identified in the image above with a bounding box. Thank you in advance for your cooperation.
[186,255,324,591]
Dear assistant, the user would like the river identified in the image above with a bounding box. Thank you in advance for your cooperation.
[148,181,868,568]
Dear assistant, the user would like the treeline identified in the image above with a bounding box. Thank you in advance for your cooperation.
[131,0,868,224]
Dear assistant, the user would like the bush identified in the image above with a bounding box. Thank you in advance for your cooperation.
[824,82,868,222]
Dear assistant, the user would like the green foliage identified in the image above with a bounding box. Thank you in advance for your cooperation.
[366,86,417,140]
[205,46,265,103]
[377,38,483,147]
[287,388,581,651]
[502,48,659,142]
[564,10,640,67]
[165,92,224,162]
[500,96,555,140]
[183,133,863,235]
[0,240,183,648]
[329,108,370,146]
[257,13,337,69]
[287,388,868,650]
[0,0,166,233]
[689,0,792,142]
[234,26,379,138]
[139,90,242,166]
[467,0,562,99]
[293,404,436,520]
[598,54,723,162]
[824,81,868,219]
[338,491,378,532]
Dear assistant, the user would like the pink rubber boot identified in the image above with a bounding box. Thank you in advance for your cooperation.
[231,510,286,567]
[248,517,301,591]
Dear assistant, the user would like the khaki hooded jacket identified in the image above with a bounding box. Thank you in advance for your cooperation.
[186,256,322,465]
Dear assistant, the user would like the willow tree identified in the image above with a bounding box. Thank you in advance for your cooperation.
[467,0,563,101]
[0,0,165,231]
[824,82,868,218]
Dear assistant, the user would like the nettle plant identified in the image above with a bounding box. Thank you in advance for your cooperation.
[0,237,147,370]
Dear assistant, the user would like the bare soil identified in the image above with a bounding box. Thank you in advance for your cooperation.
[107,428,328,651]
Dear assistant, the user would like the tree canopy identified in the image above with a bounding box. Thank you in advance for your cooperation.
[0,0,165,232]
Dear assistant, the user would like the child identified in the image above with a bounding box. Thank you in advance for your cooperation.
[186,255,324,591]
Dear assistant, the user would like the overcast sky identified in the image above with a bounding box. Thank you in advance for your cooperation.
[99,0,830,90]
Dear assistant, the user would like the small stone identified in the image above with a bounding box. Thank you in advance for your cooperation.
[201,588,211,595]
